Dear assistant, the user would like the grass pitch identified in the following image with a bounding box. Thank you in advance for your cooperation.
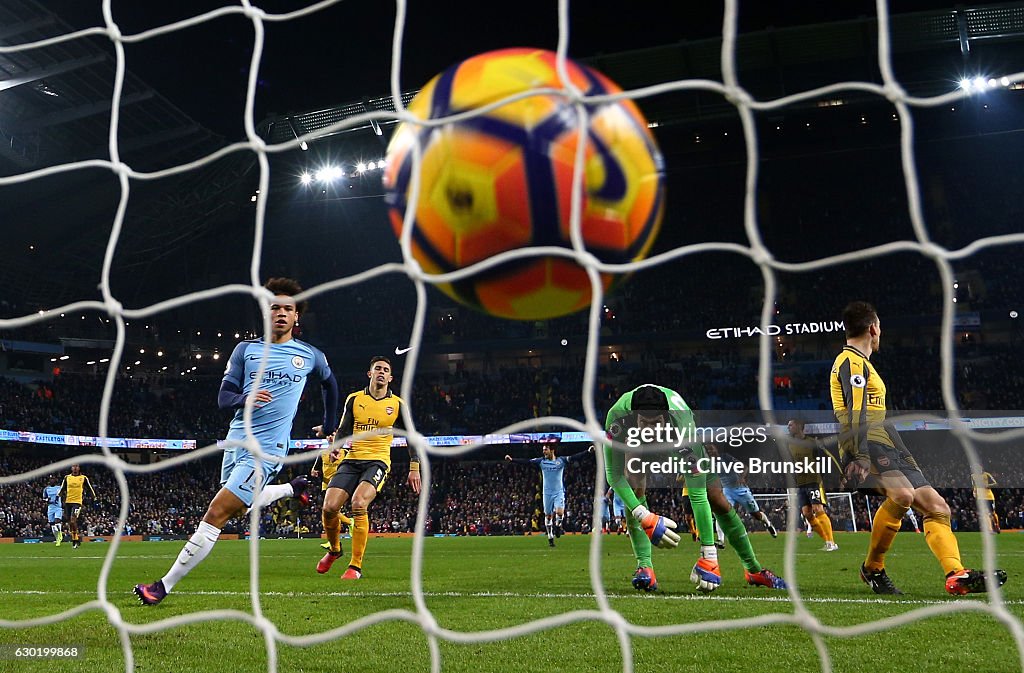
[0,532,1021,672]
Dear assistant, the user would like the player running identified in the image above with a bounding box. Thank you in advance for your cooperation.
[604,384,786,593]
[134,277,339,605]
[715,448,779,538]
[311,447,353,552]
[505,443,594,546]
[317,356,421,580]
[786,419,838,551]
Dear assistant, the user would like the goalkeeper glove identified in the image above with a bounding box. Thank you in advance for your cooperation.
[631,505,680,549]
[690,545,722,593]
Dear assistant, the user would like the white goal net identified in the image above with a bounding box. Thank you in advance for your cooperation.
[1,1,1023,673]
[753,492,858,534]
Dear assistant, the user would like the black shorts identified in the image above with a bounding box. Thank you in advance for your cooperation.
[327,459,389,495]
[861,440,930,491]
[797,484,825,509]
[64,503,82,521]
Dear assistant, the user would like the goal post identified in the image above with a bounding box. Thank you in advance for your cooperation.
[753,491,858,533]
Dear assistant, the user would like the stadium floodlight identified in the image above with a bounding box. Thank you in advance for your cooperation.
[367,161,377,170]
[99,358,109,363]
[300,172,312,185]
[356,162,366,173]
[1012,310,1019,319]
[134,360,141,366]
[157,350,163,356]
[974,76,987,90]
[59,355,69,361]
[139,348,145,354]
[213,353,220,360]
[86,360,96,365]
[195,354,202,359]
[1001,76,1011,87]
[960,78,972,91]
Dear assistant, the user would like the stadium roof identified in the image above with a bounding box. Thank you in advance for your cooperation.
[257,4,1024,145]
[1,1,1022,311]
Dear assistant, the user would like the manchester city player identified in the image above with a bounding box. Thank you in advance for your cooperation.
[134,278,339,605]
[43,480,64,546]
[505,443,594,547]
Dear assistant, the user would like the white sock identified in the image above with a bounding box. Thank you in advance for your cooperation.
[161,521,221,592]
[251,483,293,510]
[51,524,60,537]
[554,514,563,527]
[545,516,553,539]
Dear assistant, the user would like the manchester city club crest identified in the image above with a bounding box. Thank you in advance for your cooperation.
[291,355,305,369]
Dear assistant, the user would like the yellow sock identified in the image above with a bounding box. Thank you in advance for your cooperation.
[865,498,908,571]
[322,510,341,553]
[923,512,963,576]
[816,511,835,543]
[350,508,369,570]
[808,515,825,540]
[340,513,354,527]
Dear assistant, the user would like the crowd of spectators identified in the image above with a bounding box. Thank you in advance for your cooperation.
[3,330,1024,443]
[2,444,1022,541]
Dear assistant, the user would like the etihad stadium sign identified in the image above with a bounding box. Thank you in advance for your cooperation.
[705,321,845,340]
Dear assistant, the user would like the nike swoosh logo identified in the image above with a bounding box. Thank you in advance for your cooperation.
[395,346,412,355]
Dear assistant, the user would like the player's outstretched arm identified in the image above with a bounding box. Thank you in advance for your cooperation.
[565,446,595,462]
[506,456,541,467]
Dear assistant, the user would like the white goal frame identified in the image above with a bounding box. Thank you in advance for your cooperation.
[753,492,858,532]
